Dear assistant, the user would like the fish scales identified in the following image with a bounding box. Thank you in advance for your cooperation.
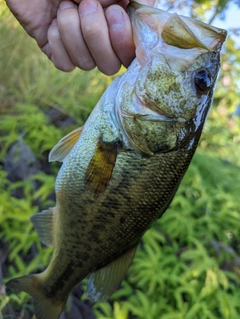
[6,2,227,319]
[46,143,196,299]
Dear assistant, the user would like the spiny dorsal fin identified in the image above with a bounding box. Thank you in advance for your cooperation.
[30,207,57,247]
[86,245,138,301]
[84,139,120,198]
[49,126,83,162]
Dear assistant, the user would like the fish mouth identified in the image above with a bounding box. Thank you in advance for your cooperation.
[122,109,173,122]
[121,95,175,122]
[143,103,174,122]
[128,2,227,70]
[129,1,227,51]
[134,106,186,123]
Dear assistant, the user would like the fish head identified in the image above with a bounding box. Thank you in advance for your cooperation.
[117,3,227,157]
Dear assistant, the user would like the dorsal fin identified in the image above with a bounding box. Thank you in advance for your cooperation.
[87,245,138,301]
[30,207,57,247]
[49,126,83,162]
[84,139,120,198]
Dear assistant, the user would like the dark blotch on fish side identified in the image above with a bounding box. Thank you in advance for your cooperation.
[120,217,125,224]
[77,261,83,268]
[46,263,74,298]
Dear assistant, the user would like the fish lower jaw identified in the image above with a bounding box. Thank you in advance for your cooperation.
[122,109,173,122]
[122,98,174,122]
[137,101,188,123]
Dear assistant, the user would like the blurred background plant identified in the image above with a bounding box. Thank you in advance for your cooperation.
[0,0,240,318]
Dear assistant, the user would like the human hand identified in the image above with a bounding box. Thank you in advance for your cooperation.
[6,0,155,75]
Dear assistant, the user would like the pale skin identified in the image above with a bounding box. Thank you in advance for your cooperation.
[6,0,155,75]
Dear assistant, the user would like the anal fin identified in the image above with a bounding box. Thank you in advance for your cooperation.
[49,126,83,162]
[84,139,120,198]
[86,245,138,301]
[30,207,57,247]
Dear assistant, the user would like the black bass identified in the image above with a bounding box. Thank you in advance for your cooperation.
[6,2,227,319]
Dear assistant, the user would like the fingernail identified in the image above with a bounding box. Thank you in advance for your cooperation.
[80,0,98,16]
[107,8,124,30]
[58,1,76,12]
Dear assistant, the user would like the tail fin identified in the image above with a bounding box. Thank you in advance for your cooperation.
[6,275,66,319]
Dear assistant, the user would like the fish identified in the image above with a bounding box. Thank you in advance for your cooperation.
[6,2,227,319]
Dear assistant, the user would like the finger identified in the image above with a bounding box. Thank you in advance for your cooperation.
[79,0,121,75]
[105,5,135,68]
[75,0,128,8]
[57,1,96,70]
[94,0,128,8]
[48,19,75,72]
[130,0,156,5]
[96,0,154,9]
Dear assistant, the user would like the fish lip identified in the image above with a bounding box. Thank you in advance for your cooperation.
[122,110,173,122]
[133,94,174,121]
[144,101,176,122]
[129,2,227,71]
[143,105,187,123]
[153,107,173,121]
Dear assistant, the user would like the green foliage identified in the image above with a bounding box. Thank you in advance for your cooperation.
[1,0,240,319]
[93,149,240,319]
[0,1,106,315]
[127,151,240,319]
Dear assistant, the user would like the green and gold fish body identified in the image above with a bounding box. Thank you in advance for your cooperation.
[7,3,227,319]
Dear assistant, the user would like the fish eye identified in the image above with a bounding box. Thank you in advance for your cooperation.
[194,69,212,91]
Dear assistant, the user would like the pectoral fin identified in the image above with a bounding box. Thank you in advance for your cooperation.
[30,207,57,247]
[84,139,119,198]
[49,126,83,162]
[87,245,138,301]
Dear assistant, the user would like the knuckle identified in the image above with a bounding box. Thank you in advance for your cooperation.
[72,53,96,71]
[48,26,61,41]
[58,64,76,72]
[111,28,132,48]
[83,22,102,41]
[99,62,121,76]
[51,57,75,72]
[58,11,76,30]
[114,38,130,48]
[78,60,96,71]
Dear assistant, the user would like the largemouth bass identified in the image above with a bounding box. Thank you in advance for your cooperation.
[6,2,227,319]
